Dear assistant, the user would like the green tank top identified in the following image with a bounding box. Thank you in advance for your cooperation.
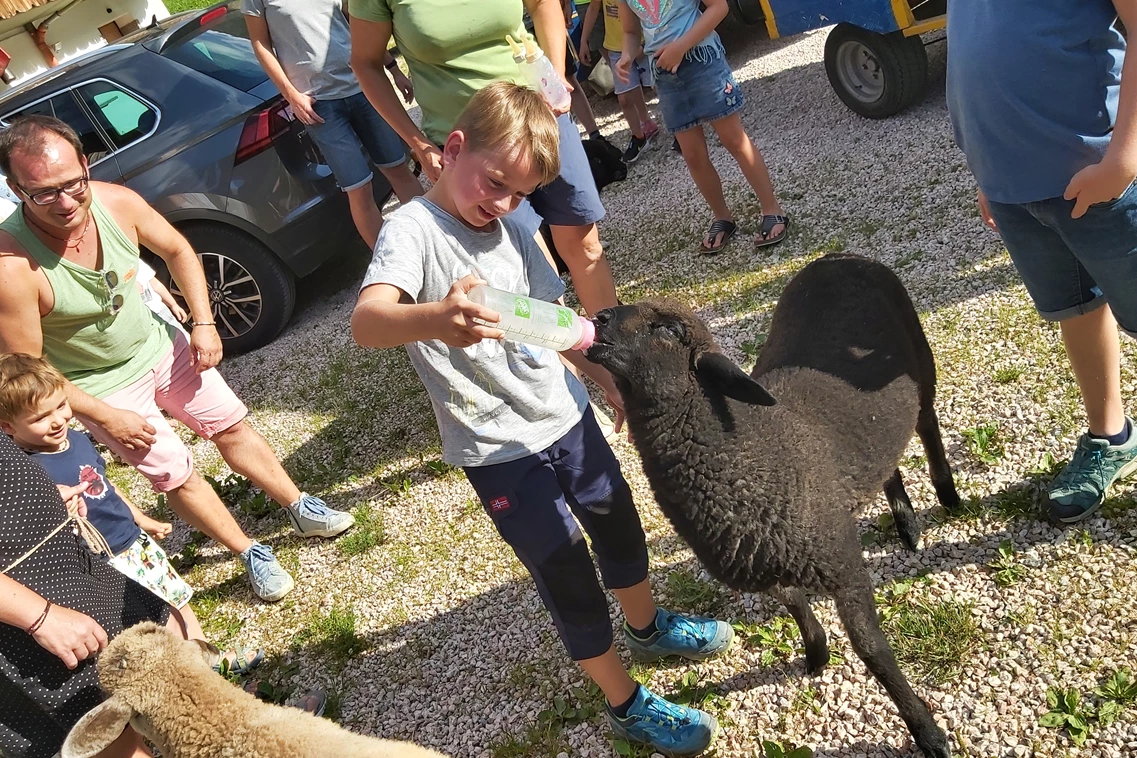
[2,192,175,398]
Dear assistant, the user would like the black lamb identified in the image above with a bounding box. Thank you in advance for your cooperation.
[585,253,958,757]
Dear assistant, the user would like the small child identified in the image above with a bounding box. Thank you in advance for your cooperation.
[137,258,189,335]
[947,1,1137,523]
[617,0,788,252]
[351,81,733,756]
[0,353,262,675]
[580,0,661,163]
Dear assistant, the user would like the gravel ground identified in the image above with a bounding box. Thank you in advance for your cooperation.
[115,24,1137,758]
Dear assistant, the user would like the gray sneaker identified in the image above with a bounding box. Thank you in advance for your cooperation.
[239,542,294,602]
[1048,418,1137,523]
[286,493,355,538]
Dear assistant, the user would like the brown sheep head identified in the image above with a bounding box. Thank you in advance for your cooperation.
[586,299,777,408]
[61,622,218,758]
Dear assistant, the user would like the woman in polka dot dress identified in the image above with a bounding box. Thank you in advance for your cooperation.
[0,432,169,758]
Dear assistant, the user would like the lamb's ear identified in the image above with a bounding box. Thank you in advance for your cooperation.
[61,696,135,758]
[695,351,777,406]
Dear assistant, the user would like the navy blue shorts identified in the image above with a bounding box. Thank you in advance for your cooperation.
[988,183,1137,336]
[307,92,407,192]
[464,408,648,661]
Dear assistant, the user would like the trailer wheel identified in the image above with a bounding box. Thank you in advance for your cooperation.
[824,23,928,118]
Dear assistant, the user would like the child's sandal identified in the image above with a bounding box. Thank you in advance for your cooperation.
[755,214,790,248]
[702,219,737,254]
[212,644,264,675]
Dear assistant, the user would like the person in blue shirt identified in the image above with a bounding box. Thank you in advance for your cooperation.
[948,0,1137,524]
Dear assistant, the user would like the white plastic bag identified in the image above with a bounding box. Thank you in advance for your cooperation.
[587,53,615,97]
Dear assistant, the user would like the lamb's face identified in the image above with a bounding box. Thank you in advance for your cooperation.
[586,299,713,398]
[99,622,216,697]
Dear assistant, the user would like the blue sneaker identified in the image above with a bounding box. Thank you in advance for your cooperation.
[624,608,734,661]
[239,542,294,602]
[1048,419,1137,523]
[286,493,355,538]
[607,685,718,756]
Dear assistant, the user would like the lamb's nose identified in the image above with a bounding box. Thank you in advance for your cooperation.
[594,309,614,325]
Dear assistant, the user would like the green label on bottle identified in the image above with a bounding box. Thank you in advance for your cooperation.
[556,307,573,328]
[514,297,531,318]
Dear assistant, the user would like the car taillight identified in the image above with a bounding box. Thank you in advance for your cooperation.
[234,101,291,165]
[199,6,226,25]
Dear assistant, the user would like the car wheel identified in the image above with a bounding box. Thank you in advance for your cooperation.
[169,223,296,354]
[824,24,928,119]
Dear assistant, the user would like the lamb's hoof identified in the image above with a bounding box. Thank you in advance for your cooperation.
[915,725,952,758]
[805,648,829,676]
[898,525,921,552]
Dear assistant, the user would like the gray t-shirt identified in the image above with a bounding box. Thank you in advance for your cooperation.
[241,0,360,101]
[361,198,590,467]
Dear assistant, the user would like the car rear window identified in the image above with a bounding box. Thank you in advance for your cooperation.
[162,10,267,93]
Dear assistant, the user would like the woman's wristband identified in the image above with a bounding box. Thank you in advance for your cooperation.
[191,322,216,328]
[27,600,51,635]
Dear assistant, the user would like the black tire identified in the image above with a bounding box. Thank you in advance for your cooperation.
[170,224,296,354]
[824,23,928,119]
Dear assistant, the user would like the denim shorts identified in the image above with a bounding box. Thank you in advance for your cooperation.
[610,50,655,95]
[987,182,1137,336]
[653,36,744,133]
[306,91,406,192]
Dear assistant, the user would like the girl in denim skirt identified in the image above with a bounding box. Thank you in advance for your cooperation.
[616,0,788,252]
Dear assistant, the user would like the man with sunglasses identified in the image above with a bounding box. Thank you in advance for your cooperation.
[0,116,356,602]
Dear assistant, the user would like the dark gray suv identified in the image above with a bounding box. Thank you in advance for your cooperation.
[0,2,392,352]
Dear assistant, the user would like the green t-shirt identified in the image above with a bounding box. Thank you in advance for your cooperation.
[352,0,530,145]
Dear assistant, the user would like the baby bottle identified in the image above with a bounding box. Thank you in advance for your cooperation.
[505,33,572,113]
[469,284,595,352]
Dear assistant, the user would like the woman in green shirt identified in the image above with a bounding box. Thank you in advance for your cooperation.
[349,0,618,316]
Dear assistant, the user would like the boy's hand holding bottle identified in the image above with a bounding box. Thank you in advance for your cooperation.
[434,275,506,348]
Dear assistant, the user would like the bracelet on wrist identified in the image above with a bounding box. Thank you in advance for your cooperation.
[385,59,398,70]
[27,600,51,635]
[191,322,216,328]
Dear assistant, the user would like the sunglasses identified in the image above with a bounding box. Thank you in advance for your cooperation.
[101,269,123,316]
[16,174,89,206]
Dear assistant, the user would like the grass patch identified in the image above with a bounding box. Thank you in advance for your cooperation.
[994,366,1023,384]
[961,422,1003,465]
[292,604,367,670]
[164,0,216,13]
[665,569,723,615]
[987,539,1027,587]
[187,573,246,647]
[205,473,275,519]
[336,506,386,556]
[732,616,801,667]
[877,578,979,685]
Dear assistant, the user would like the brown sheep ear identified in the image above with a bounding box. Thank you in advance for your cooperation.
[695,351,777,406]
[61,696,135,758]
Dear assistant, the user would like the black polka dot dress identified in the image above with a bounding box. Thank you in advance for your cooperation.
[0,433,169,758]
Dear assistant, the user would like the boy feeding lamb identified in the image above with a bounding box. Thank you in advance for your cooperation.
[350,81,733,757]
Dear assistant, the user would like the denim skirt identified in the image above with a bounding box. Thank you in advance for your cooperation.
[653,36,744,133]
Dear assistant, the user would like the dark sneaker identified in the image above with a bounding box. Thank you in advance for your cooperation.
[607,684,718,757]
[623,608,734,661]
[622,135,648,164]
[1048,418,1137,523]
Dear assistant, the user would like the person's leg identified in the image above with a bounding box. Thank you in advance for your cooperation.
[153,334,354,541]
[674,126,734,246]
[1061,306,1125,437]
[344,182,384,249]
[350,90,424,205]
[163,472,253,554]
[169,604,205,641]
[629,87,657,135]
[528,114,614,315]
[711,113,786,238]
[567,72,601,137]
[616,92,645,139]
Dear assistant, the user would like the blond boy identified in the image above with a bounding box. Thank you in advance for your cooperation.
[350,81,730,756]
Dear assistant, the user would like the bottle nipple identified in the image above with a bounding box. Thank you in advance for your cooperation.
[521,33,541,63]
[574,318,596,351]
[506,34,525,61]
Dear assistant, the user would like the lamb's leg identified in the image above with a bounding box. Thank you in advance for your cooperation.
[883,469,921,551]
[769,585,829,675]
[833,584,951,758]
[917,406,960,512]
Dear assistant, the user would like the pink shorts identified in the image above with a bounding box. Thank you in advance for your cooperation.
[75,334,248,492]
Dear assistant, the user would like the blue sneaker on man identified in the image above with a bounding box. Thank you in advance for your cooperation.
[607,684,718,756]
[239,542,294,602]
[286,493,355,538]
[623,608,734,661]
[1048,418,1137,523]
